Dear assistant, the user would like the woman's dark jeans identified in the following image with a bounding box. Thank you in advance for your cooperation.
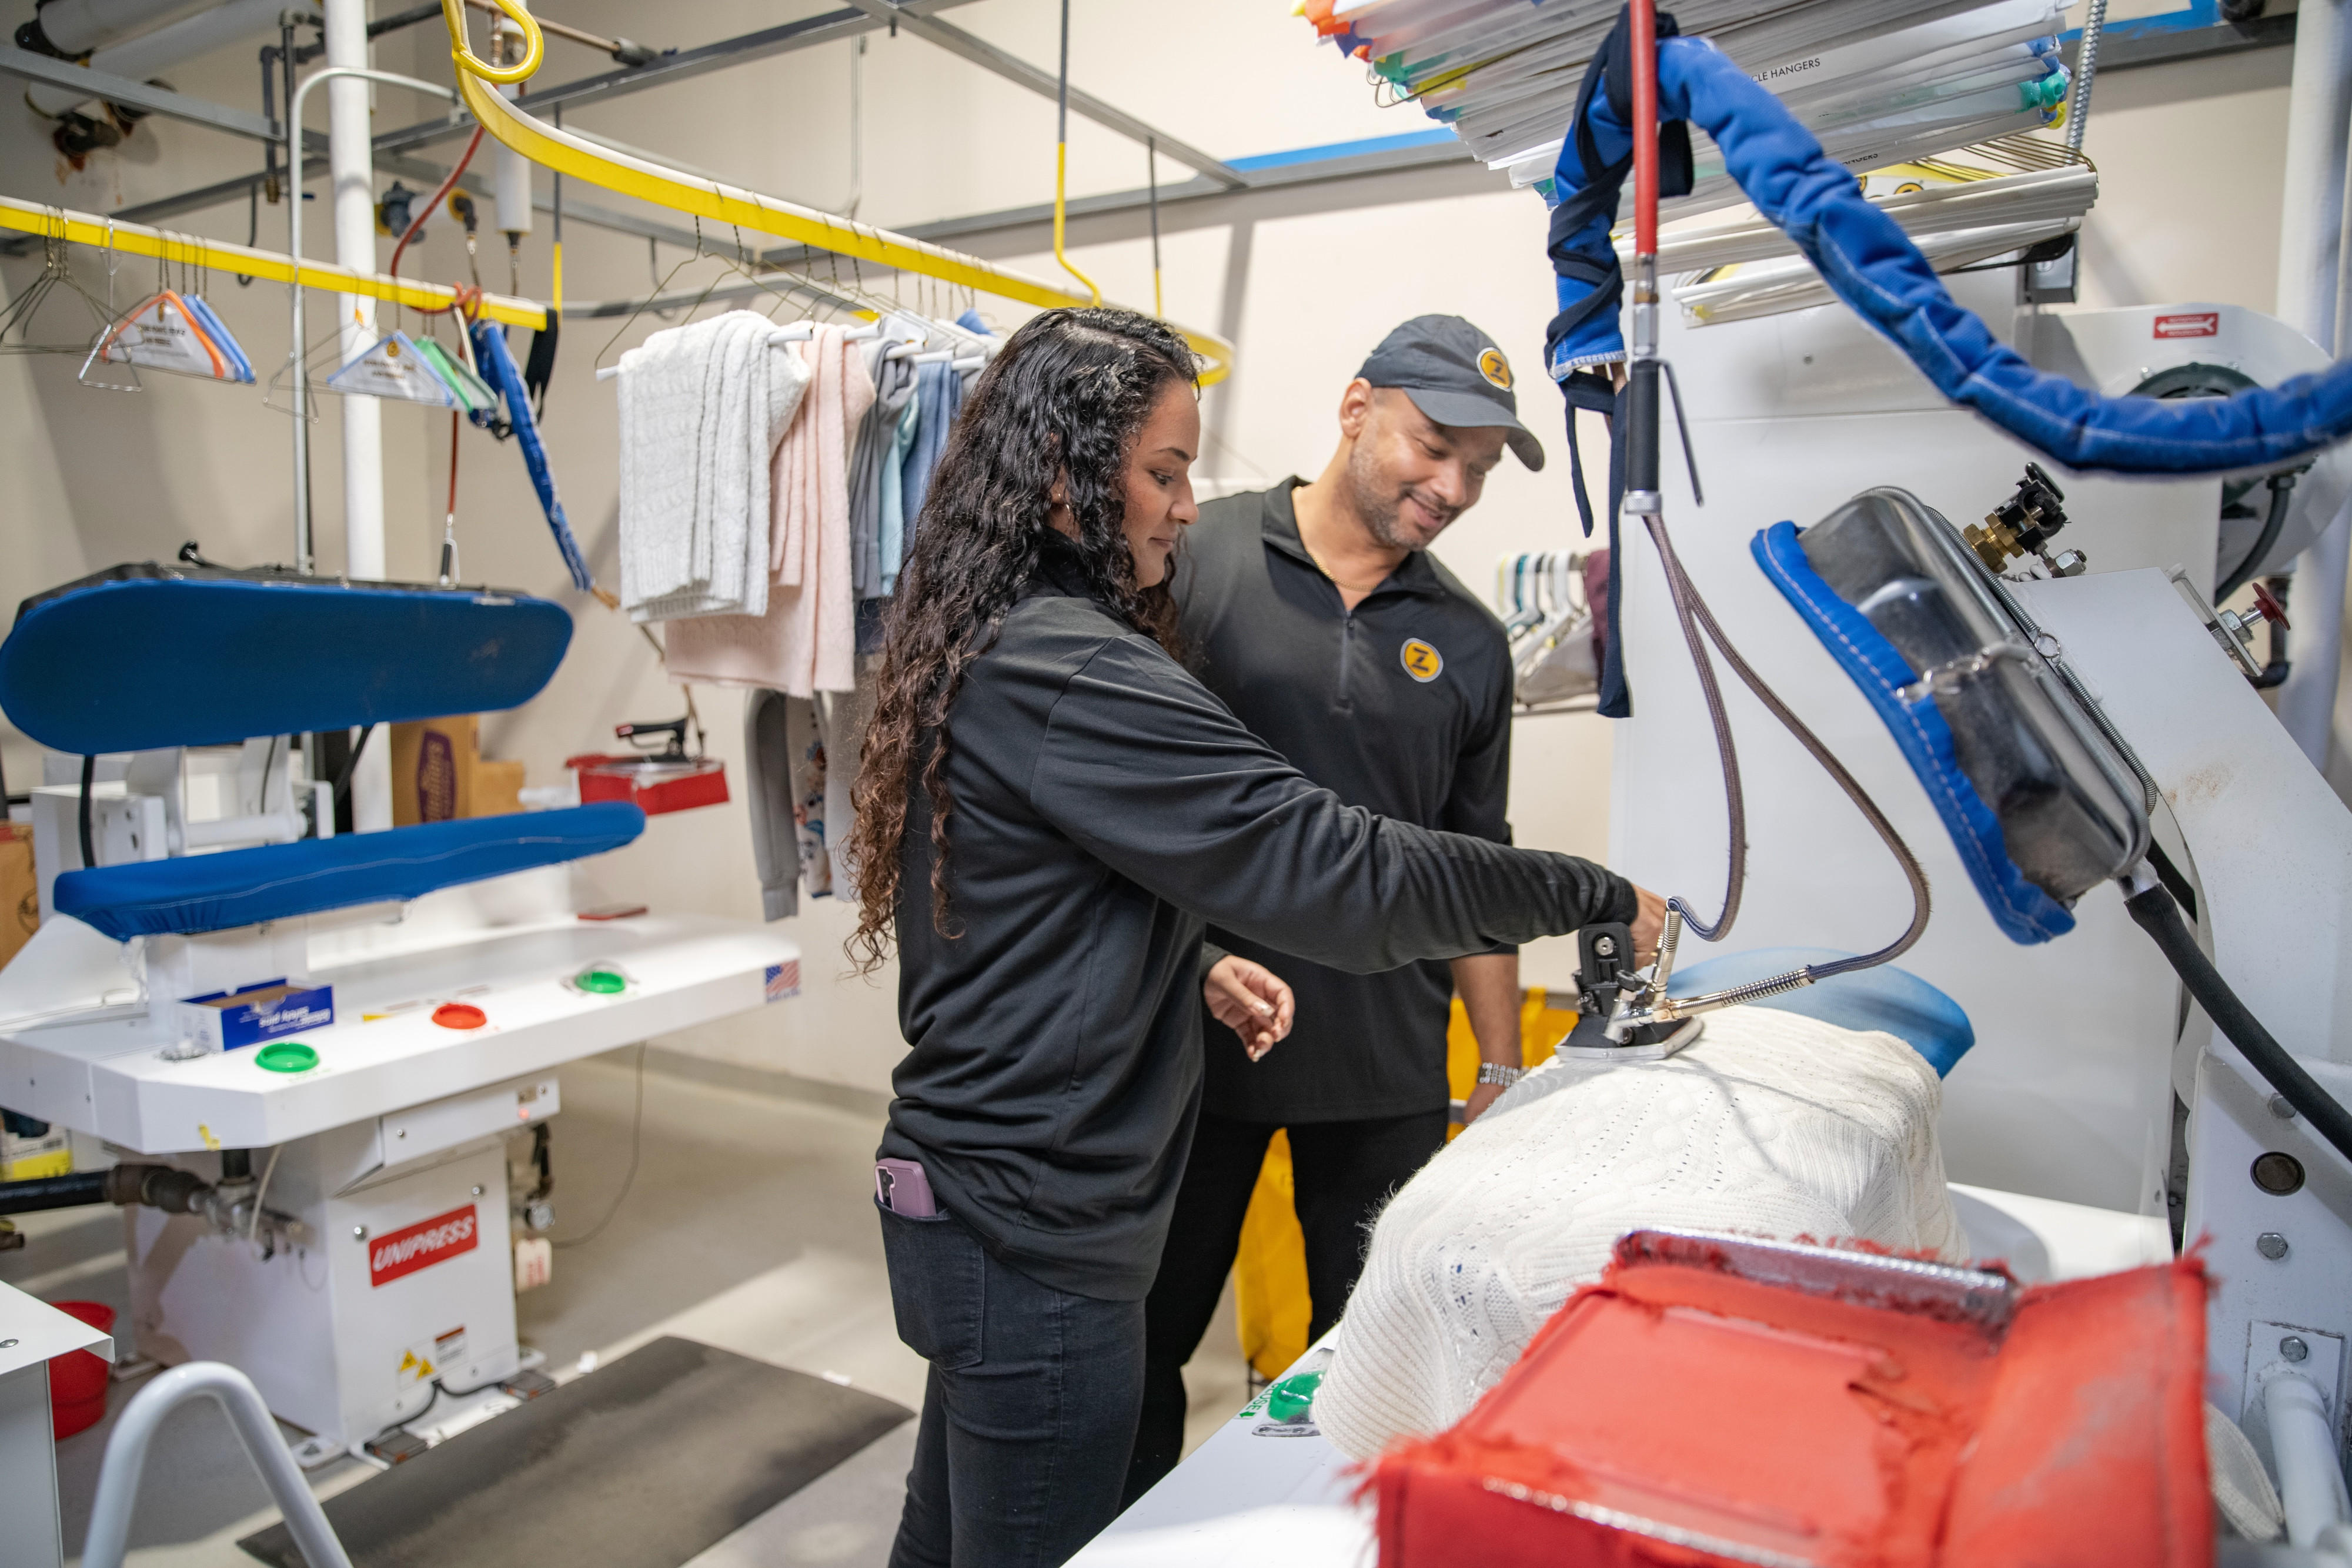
[880,1203,1145,1568]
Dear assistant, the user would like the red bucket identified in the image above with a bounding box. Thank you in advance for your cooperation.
[48,1300,115,1440]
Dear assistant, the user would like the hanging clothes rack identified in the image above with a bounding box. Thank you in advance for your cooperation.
[0,195,544,330]
[436,0,1232,384]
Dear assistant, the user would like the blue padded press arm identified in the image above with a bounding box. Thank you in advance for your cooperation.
[54,804,645,941]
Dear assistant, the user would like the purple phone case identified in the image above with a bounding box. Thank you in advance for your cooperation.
[875,1158,938,1218]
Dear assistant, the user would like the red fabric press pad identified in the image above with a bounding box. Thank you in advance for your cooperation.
[1373,1255,2210,1568]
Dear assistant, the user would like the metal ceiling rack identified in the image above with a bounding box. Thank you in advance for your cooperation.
[0,193,545,330]
[437,0,1234,383]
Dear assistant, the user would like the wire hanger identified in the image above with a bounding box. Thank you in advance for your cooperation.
[0,212,119,357]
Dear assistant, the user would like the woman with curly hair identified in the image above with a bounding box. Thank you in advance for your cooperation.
[845,307,1659,1567]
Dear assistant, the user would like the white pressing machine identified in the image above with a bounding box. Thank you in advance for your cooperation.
[0,560,797,1458]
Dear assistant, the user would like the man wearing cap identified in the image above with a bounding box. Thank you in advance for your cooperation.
[1122,315,1552,1499]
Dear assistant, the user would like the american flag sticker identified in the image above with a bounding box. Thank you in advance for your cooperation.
[764,961,800,1002]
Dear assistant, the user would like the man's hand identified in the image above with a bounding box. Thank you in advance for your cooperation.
[1207,955,1295,1062]
[1629,885,1668,965]
[1463,1082,1508,1124]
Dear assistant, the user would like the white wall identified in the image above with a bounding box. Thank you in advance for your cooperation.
[0,1,2323,1095]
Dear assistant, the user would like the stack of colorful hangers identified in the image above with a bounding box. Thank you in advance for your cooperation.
[326,325,497,413]
[83,289,256,387]
[1300,0,2072,215]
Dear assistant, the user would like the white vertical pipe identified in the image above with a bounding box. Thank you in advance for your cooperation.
[2276,0,2352,769]
[2276,0,2352,347]
[323,0,391,831]
[2265,1374,2352,1547]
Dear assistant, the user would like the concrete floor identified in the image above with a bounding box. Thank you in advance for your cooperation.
[1,1049,1251,1568]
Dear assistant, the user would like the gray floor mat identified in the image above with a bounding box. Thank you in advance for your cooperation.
[238,1336,911,1568]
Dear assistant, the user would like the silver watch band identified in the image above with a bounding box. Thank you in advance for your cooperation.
[1476,1061,1525,1088]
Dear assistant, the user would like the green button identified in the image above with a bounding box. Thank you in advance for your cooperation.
[576,968,626,995]
[255,1042,319,1074]
[1264,1366,1325,1425]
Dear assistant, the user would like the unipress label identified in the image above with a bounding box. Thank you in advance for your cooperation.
[2154,312,2220,339]
[370,1204,479,1287]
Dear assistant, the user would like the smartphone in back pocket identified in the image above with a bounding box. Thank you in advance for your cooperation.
[875,1158,940,1218]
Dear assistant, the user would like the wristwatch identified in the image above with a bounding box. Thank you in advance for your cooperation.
[1476,1062,1525,1088]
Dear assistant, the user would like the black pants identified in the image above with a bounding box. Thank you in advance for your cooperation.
[880,1205,1145,1568]
[1122,1107,1449,1503]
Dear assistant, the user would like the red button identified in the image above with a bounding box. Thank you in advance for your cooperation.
[432,1003,487,1030]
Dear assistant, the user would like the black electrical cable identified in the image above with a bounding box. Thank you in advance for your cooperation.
[78,753,95,871]
[2144,838,2198,924]
[2217,469,2298,604]
[553,1044,644,1249]
[2124,876,2352,1168]
[332,723,376,803]
[386,1379,442,1436]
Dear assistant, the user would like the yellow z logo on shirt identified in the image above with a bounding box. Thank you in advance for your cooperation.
[1400,638,1444,682]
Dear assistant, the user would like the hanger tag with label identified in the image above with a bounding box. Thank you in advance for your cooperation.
[328,330,459,406]
[92,290,232,380]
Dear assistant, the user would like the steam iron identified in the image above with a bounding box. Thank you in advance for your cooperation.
[1555,918,1703,1061]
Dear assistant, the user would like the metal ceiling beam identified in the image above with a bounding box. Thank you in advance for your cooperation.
[759,132,1475,269]
[843,0,1244,188]
[366,0,978,159]
[0,44,280,141]
[66,143,806,262]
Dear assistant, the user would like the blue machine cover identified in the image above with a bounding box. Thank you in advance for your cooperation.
[1668,946,1973,1077]
[53,803,645,941]
[0,566,573,754]
[1544,19,2352,476]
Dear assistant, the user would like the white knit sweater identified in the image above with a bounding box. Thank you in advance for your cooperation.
[1314,1006,1965,1460]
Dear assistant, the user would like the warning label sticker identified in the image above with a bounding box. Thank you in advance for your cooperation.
[396,1326,466,1389]
[2153,312,2220,339]
[370,1203,479,1288]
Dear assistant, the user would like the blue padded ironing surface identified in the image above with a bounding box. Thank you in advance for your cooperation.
[1668,947,1974,1078]
[0,569,572,754]
[52,804,644,941]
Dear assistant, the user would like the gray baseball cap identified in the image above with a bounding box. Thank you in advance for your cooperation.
[1357,315,1544,471]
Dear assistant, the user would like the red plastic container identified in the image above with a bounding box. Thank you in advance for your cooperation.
[48,1300,115,1439]
[1374,1240,2211,1568]
[566,754,729,816]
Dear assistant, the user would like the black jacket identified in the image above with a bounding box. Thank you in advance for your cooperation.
[1175,480,1516,1122]
[878,543,1635,1300]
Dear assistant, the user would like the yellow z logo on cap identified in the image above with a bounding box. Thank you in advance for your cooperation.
[1478,347,1512,390]
[1401,638,1444,682]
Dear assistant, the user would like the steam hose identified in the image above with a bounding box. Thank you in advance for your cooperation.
[1643,513,1932,978]
[2124,874,2352,1169]
[1616,0,1929,997]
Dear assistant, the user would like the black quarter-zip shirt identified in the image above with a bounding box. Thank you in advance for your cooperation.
[878,540,1635,1299]
[1171,479,1519,1124]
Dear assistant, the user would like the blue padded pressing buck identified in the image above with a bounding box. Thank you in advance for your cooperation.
[1669,947,1974,1078]
[0,564,644,940]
